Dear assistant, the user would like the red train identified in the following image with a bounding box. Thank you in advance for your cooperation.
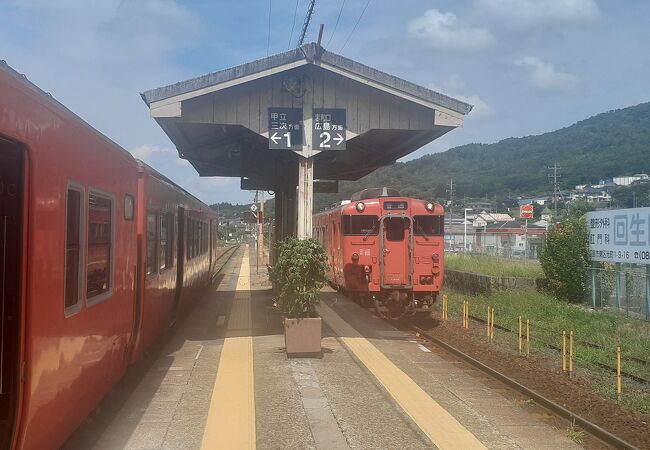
[313,188,445,319]
[0,62,224,449]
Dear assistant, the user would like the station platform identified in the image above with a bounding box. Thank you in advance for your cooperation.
[66,245,583,450]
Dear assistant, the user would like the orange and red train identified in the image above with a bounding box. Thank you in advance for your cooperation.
[313,188,445,319]
[0,62,224,449]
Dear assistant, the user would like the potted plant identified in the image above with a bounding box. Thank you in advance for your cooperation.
[270,238,328,356]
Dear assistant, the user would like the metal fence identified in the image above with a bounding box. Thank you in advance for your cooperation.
[586,264,650,321]
[445,232,545,260]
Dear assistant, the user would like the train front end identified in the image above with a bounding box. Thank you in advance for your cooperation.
[341,188,445,319]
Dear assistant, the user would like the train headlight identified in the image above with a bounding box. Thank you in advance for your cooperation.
[431,253,439,263]
[352,253,359,262]
[356,202,365,212]
[425,202,434,212]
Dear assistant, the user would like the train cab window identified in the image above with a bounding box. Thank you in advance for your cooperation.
[65,187,83,312]
[87,192,113,300]
[146,212,157,275]
[414,215,444,236]
[160,213,173,270]
[342,215,379,236]
[385,217,407,242]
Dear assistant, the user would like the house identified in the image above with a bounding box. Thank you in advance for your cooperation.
[613,174,649,186]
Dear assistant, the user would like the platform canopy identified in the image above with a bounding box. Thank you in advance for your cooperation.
[141,43,472,189]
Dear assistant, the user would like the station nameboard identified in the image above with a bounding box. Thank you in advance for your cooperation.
[586,207,650,264]
[268,107,302,150]
[313,108,346,151]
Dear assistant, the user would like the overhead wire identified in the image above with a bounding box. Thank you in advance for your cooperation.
[326,0,346,49]
[287,0,301,49]
[339,0,371,53]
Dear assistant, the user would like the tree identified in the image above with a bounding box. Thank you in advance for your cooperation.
[539,217,591,303]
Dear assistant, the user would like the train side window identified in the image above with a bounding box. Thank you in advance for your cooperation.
[64,185,83,314]
[87,191,113,302]
[146,212,158,275]
[413,215,444,236]
[124,194,134,220]
[160,213,173,270]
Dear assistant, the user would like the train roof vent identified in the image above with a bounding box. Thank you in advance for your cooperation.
[350,187,401,201]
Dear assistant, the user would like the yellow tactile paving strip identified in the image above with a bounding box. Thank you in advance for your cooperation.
[201,246,256,450]
[317,302,487,450]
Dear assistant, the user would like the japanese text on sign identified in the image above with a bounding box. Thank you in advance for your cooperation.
[313,108,346,150]
[268,107,302,150]
[586,208,650,264]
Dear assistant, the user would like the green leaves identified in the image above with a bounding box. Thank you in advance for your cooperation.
[539,217,591,303]
[270,238,329,318]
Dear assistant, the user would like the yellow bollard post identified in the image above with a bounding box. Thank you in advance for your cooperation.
[569,331,574,377]
[462,301,466,328]
[562,331,567,372]
[490,308,495,340]
[617,346,622,400]
[526,320,530,356]
[444,295,448,321]
[487,306,491,337]
[518,316,522,354]
[466,301,470,329]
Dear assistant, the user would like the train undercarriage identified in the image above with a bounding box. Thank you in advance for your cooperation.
[348,288,438,320]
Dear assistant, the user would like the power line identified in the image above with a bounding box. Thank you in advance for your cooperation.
[266,0,272,56]
[339,0,371,53]
[297,0,316,46]
[326,0,346,48]
[287,0,300,49]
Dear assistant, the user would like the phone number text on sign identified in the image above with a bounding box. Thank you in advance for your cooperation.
[586,207,650,264]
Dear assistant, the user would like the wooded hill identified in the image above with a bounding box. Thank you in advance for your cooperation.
[315,101,650,210]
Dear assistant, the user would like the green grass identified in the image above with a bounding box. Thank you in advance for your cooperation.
[445,253,544,278]
[442,288,650,413]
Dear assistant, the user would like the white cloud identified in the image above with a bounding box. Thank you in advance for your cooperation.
[130,144,174,163]
[455,94,493,118]
[515,57,580,93]
[429,76,493,119]
[475,0,600,27]
[408,9,495,52]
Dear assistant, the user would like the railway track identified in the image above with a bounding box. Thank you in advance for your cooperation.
[395,318,641,450]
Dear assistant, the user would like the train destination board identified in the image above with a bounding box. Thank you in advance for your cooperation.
[587,207,650,264]
[268,107,302,150]
[313,108,346,151]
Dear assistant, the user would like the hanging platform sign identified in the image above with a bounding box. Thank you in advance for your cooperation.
[313,108,346,151]
[587,207,650,264]
[268,107,302,150]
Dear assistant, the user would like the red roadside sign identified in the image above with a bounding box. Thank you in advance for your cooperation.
[520,204,534,219]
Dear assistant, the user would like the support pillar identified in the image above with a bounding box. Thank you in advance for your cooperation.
[297,157,314,239]
[296,75,314,240]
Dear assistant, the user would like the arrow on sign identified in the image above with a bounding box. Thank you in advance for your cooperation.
[334,133,344,145]
[270,132,281,145]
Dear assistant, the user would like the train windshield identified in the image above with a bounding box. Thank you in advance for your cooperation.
[413,215,444,236]
[343,215,379,235]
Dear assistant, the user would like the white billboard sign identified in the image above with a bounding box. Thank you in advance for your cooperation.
[587,207,650,264]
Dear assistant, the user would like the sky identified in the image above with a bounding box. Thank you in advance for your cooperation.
[2,0,649,204]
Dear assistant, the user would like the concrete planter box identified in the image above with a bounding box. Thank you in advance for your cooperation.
[284,317,322,356]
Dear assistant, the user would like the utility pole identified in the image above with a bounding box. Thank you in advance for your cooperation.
[447,178,454,226]
[258,191,264,272]
[549,162,562,218]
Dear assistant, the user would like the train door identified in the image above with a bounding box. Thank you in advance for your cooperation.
[380,216,413,287]
[0,137,23,449]
[172,207,185,321]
